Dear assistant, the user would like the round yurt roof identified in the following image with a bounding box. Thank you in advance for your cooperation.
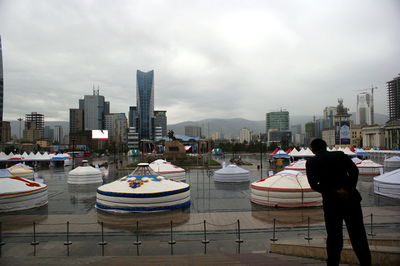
[149,159,185,173]
[285,159,307,170]
[356,160,383,168]
[374,169,400,185]
[8,164,34,174]
[215,164,249,174]
[69,164,102,176]
[385,156,400,162]
[0,176,47,196]
[97,164,189,197]
[352,157,363,163]
[251,170,312,192]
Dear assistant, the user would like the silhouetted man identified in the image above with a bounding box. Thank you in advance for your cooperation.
[306,139,371,266]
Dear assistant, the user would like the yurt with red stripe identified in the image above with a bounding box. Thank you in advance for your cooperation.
[250,170,322,208]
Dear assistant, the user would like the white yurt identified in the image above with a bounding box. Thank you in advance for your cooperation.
[352,157,363,164]
[0,169,48,212]
[251,170,322,208]
[284,159,307,173]
[356,160,383,175]
[67,160,103,184]
[149,159,186,181]
[7,163,35,180]
[96,163,191,213]
[213,164,250,182]
[384,156,400,169]
[373,169,400,199]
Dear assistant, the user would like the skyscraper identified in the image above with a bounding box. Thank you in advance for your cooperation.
[23,112,44,142]
[0,36,4,141]
[137,70,154,140]
[387,75,400,121]
[356,91,373,125]
[80,89,110,130]
[154,110,167,137]
[266,110,289,133]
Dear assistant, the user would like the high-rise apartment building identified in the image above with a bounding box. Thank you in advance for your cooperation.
[323,106,337,129]
[53,125,63,143]
[387,75,400,121]
[137,70,154,140]
[105,113,128,144]
[129,106,138,128]
[154,110,167,137]
[239,128,251,143]
[356,91,373,125]
[266,110,289,137]
[69,109,84,134]
[185,126,202,137]
[23,112,44,142]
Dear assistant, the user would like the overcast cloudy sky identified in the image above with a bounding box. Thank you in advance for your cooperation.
[0,0,399,124]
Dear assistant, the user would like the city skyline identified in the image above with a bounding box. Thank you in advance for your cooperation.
[0,0,399,124]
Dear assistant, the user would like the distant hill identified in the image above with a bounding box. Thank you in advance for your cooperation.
[168,113,389,138]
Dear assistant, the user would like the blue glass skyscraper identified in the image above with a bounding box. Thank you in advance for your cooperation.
[136,70,154,140]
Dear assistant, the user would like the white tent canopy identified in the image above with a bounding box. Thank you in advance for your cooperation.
[374,169,400,199]
[213,164,250,182]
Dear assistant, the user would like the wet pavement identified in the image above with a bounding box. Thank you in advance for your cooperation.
[1,154,400,260]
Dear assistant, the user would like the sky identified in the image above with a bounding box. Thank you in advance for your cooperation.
[0,0,399,124]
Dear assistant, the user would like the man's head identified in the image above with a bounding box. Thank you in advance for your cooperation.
[310,138,327,154]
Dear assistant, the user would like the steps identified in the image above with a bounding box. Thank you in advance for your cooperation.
[270,237,400,266]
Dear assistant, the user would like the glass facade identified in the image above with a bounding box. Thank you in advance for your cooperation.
[136,70,154,140]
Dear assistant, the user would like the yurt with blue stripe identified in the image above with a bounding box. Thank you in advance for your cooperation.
[96,163,190,213]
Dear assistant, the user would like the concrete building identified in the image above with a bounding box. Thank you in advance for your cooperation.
[129,106,138,128]
[266,110,289,133]
[69,109,84,134]
[185,126,202,137]
[322,129,335,147]
[43,126,54,142]
[154,110,167,137]
[239,128,251,143]
[80,89,110,130]
[137,70,155,140]
[356,91,373,125]
[53,125,63,144]
[0,36,3,141]
[105,113,128,145]
[350,125,362,147]
[127,127,139,150]
[0,121,10,143]
[211,131,221,140]
[323,106,337,129]
[387,74,400,121]
[362,125,385,149]
[23,112,44,143]
[384,120,400,150]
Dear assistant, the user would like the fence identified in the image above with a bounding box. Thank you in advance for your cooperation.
[0,212,398,257]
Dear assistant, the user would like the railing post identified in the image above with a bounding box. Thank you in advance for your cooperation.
[201,220,210,244]
[30,222,39,256]
[0,222,5,257]
[304,216,313,240]
[63,221,72,256]
[235,219,243,243]
[97,222,107,256]
[368,213,376,237]
[133,220,141,256]
[168,220,176,255]
[270,218,278,242]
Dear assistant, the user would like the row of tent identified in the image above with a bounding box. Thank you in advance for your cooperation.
[270,147,392,158]
[0,152,72,161]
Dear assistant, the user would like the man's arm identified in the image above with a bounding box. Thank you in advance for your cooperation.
[343,153,359,189]
[306,160,322,193]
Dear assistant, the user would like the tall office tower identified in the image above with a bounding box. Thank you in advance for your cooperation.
[154,110,167,137]
[53,125,63,143]
[43,126,54,141]
[129,106,138,128]
[0,36,4,141]
[387,75,400,121]
[80,89,110,130]
[323,106,337,129]
[137,70,154,140]
[105,113,128,144]
[239,128,251,143]
[23,112,44,142]
[69,109,84,134]
[356,92,373,125]
[266,110,289,133]
[185,126,202,137]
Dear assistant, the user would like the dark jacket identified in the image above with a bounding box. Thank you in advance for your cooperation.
[306,151,361,202]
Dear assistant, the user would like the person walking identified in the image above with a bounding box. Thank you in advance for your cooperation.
[306,138,371,266]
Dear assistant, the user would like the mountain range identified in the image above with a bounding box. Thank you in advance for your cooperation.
[9,113,388,139]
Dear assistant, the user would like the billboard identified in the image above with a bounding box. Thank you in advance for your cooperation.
[335,121,350,145]
[92,130,109,139]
